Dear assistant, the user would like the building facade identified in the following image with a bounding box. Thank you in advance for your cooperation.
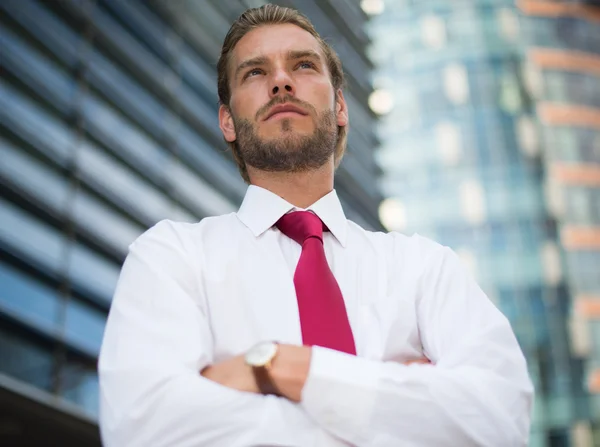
[369,0,598,445]
[0,0,382,443]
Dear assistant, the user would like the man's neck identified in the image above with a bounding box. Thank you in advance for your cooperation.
[248,162,335,209]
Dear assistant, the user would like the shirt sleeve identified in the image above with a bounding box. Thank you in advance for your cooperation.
[98,220,336,447]
[300,241,534,447]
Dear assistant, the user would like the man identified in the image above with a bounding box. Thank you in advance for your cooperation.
[99,4,533,446]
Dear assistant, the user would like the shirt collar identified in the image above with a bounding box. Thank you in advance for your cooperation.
[237,185,348,247]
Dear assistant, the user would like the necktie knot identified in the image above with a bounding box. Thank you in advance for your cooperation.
[276,211,324,245]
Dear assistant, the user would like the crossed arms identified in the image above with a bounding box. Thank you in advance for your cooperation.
[98,222,533,446]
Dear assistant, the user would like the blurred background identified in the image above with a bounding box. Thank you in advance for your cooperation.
[0,0,598,445]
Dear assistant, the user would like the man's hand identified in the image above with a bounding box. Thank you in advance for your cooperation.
[403,357,432,366]
[269,344,311,402]
[200,344,312,402]
[201,354,259,394]
[200,346,431,402]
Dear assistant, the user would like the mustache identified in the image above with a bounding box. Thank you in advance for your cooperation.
[255,95,316,121]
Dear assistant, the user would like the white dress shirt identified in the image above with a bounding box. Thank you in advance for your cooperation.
[98,185,533,447]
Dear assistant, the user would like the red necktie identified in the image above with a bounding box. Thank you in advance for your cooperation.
[276,211,356,355]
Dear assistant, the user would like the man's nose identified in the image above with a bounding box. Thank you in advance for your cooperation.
[270,69,295,98]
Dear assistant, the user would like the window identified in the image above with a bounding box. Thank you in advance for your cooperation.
[60,357,99,417]
[541,241,562,286]
[459,179,486,224]
[0,138,70,216]
[1,82,76,167]
[0,262,61,337]
[435,121,462,165]
[2,0,82,68]
[0,25,75,115]
[516,115,540,158]
[64,298,107,356]
[443,63,470,105]
[420,15,446,49]
[67,243,120,306]
[76,140,174,225]
[0,324,54,392]
[496,8,519,42]
[0,198,67,277]
[71,190,143,256]
[81,93,171,185]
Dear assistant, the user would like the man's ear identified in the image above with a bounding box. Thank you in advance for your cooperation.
[219,104,237,142]
[335,89,348,127]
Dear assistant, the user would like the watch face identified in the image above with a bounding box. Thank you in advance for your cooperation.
[246,341,277,367]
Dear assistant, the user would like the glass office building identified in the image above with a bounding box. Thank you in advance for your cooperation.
[369,0,598,445]
[0,0,382,443]
[519,0,600,440]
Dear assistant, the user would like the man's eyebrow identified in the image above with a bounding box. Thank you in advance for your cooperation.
[235,56,268,80]
[287,50,322,62]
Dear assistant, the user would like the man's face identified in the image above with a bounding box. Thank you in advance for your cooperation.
[219,24,348,173]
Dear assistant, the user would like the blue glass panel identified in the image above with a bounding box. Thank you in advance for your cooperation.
[0,0,81,67]
[0,81,76,166]
[81,93,170,184]
[0,262,61,336]
[61,361,99,418]
[102,0,171,63]
[0,25,76,114]
[0,325,54,392]
[86,48,168,138]
[64,298,107,356]
[76,140,174,224]
[0,197,66,276]
[0,137,70,215]
[71,190,143,256]
[68,243,120,306]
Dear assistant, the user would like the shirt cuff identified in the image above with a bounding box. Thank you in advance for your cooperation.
[300,346,381,444]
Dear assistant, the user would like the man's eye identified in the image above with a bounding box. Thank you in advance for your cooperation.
[246,68,263,78]
[297,61,315,69]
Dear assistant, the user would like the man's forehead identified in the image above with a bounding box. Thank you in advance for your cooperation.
[231,24,324,64]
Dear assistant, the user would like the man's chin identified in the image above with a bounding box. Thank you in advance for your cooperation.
[259,133,310,147]
[260,124,314,137]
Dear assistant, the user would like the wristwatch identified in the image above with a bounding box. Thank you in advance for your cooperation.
[245,341,282,396]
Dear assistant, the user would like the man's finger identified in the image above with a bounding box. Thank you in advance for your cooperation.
[403,357,432,366]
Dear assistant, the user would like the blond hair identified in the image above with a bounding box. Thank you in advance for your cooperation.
[217,4,348,183]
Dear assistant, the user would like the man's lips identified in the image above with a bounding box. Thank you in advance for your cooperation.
[264,104,308,120]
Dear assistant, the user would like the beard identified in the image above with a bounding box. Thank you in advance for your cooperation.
[232,106,338,173]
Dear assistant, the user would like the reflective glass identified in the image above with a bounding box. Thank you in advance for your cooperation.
[64,298,107,356]
[565,251,600,294]
[180,51,218,104]
[81,92,171,183]
[1,0,81,67]
[102,0,171,63]
[0,197,66,276]
[61,360,99,418]
[169,161,236,217]
[0,262,61,336]
[71,190,143,256]
[0,138,70,215]
[563,187,597,226]
[67,243,120,306]
[0,25,75,114]
[87,50,168,138]
[77,140,174,224]
[177,124,247,200]
[1,82,75,166]
[0,324,54,392]
[177,83,220,137]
